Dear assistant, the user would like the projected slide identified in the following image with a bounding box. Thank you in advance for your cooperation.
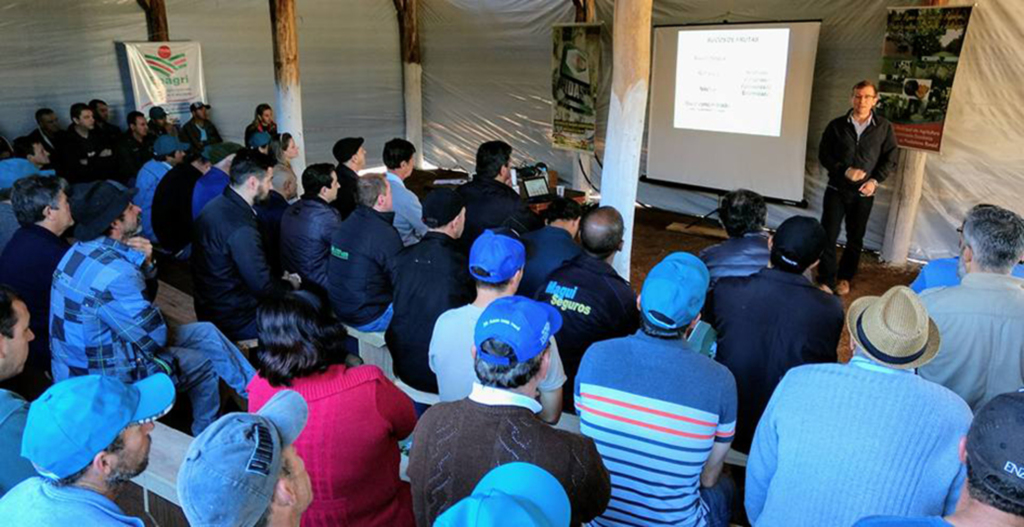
[674,28,791,137]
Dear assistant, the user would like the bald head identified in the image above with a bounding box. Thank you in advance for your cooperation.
[581,206,624,259]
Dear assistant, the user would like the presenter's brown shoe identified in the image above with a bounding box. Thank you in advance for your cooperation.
[836,280,851,296]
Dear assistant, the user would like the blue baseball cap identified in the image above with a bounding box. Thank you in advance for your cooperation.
[153,134,190,156]
[22,374,176,479]
[248,131,272,148]
[435,462,571,527]
[469,230,525,283]
[178,390,309,527]
[641,252,710,330]
[475,296,561,365]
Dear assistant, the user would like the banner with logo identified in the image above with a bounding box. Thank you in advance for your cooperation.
[124,42,207,126]
[877,6,973,152]
[551,23,602,152]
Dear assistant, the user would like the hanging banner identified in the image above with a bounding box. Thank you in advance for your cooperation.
[123,41,207,126]
[551,23,602,152]
[877,6,973,152]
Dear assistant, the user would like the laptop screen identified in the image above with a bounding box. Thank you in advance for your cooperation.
[523,177,550,199]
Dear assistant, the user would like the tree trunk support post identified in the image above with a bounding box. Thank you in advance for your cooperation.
[136,0,169,42]
[394,0,424,167]
[269,0,307,189]
[599,0,653,280]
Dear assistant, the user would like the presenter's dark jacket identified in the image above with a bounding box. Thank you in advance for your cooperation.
[386,232,474,393]
[818,110,899,192]
[327,206,403,327]
[704,267,843,454]
[534,253,640,412]
[280,196,342,298]
[191,187,290,340]
[456,176,543,251]
[332,164,360,221]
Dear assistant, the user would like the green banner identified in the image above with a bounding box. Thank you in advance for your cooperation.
[552,23,602,152]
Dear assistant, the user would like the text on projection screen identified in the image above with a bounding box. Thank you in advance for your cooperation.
[674,28,790,137]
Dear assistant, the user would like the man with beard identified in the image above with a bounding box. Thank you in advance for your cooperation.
[192,150,296,341]
[0,373,175,525]
[50,181,254,435]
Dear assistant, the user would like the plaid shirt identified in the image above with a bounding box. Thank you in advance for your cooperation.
[50,237,166,383]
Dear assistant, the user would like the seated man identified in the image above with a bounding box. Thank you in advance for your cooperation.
[88,99,122,142]
[409,296,611,526]
[704,215,843,454]
[0,176,73,390]
[328,173,402,332]
[114,111,150,184]
[192,150,293,341]
[52,181,254,434]
[855,390,1024,527]
[192,142,242,219]
[0,136,54,190]
[576,253,738,527]
[430,229,566,423]
[519,196,583,297]
[255,148,296,278]
[534,205,639,412]
[386,189,474,393]
[26,108,61,161]
[55,103,115,184]
[180,101,222,153]
[0,193,16,254]
[383,138,427,246]
[146,106,179,140]
[919,204,1024,411]
[135,134,188,242]
[177,390,312,527]
[332,137,364,220]
[0,286,38,495]
[151,151,211,257]
[746,286,972,526]
[0,373,175,525]
[281,163,342,299]
[699,188,770,287]
[457,140,542,250]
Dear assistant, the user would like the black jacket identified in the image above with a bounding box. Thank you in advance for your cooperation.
[255,190,289,278]
[332,164,360,220]
[456,176,542,251]
[191,188,289,340]
[55,127,116,184]
[327,206,403,326]
[280,196,342,297]
[152,162,204,255]
[704,267,843,453]
[385,232,474,392]
[181,118,223,154]
[818,110,899,192]
[115,132,152,184]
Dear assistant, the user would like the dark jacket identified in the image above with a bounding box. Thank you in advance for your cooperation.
[819,110,899,192]
[191,187,289,340]
[698,232,771,287]
[244,122,279,145]
[55,127,116,184]
[181,118,223,154]
[385,232,474,392]
[115,132,152,184]
[152,162,204,255]
[0,225,70,372]
[255,190,289,278]
[332,164,359,221]
[456,176,542,251]
[280,197,342,297]
[704,267,843,453]
[520,225,582,298]
[328,206,403,327]
[534,253,640,412]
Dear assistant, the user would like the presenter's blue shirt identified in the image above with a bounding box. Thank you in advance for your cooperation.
[910,257,1024,293]
[0,477,144,526]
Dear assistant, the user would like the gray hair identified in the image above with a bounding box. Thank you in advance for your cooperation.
[962,204,1024,273]
[357,173,388,208]
[11,175,68,226]
[473,338,544,389]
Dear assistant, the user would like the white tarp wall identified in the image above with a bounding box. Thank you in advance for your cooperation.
[0,0,403,167]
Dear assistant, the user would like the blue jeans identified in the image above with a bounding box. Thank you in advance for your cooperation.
[165,322,256,435]
[700,474,736,527]
[352,303,394,333]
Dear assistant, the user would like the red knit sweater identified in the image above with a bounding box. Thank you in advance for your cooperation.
[248,364,417,527]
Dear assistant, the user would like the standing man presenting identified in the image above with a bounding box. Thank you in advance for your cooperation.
[818,80,899,295]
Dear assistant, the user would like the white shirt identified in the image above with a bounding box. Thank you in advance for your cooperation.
[468,382,543,413]
[849,113,874,140]
[429,303,567,402]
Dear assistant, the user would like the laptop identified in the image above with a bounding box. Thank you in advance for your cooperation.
[520,175,553,203]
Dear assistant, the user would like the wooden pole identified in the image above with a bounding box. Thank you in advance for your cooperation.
[136,0,169,41]
[394,0,424,167]
[573,0,596,23]
[269,0,307,189]
[600,0,653,280]
[571,0,597,193]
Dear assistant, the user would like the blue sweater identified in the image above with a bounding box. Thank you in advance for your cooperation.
[745,360,972,527]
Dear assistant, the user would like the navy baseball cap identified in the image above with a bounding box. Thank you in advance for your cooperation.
[148,106,167,119]
[641,252,710,330]
[190,101,211,111]
[248,131,272,149]
[22,374,175,479]
[475,296,561,365]
[470,230,526,283]
[435,463,571,527]
[965,390,1024,508]
[153,134,190,156]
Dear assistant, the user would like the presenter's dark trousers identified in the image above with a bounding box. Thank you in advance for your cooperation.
[818,186,874,289]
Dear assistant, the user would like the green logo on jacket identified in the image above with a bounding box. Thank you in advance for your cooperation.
[331,246,349,260]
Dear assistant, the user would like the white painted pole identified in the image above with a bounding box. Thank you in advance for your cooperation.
[881,149,927,264]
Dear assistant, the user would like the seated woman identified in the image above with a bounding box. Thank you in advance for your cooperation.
[248,293,416,526]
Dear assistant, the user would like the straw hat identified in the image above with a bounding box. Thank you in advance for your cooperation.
[846,285,940,370]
